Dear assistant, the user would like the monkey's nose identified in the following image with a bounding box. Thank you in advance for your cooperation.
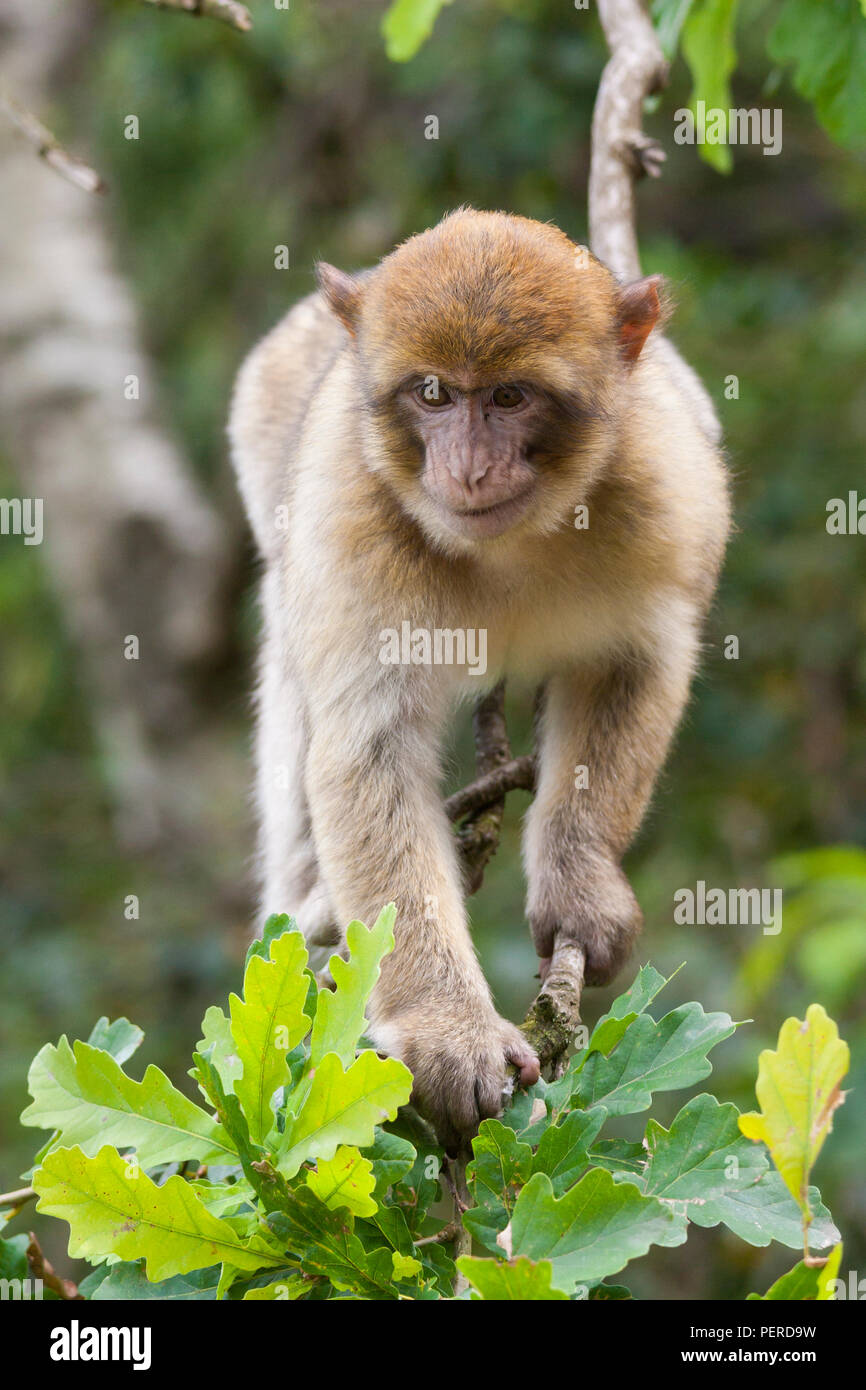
[447,453,491,490]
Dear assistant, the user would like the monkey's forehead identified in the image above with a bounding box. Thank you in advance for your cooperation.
[360,212,617,385]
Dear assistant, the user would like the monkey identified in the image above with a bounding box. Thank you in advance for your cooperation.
[228,208,729,1152]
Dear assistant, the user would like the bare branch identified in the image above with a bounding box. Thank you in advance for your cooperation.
[521,939,586,1075]
[0,1186,36,1209]
[27,1232,83,1300]
[588,0,668,280]
[139,0,253,32]
[0,90,105,194]
[445,755,535,825]
[453,682,513,894]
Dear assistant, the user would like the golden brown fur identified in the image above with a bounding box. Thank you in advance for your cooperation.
[228,209,729,1149]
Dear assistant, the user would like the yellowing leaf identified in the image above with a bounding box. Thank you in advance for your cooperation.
[307,1145,378,1217]
[21,1038,235,1167]
[310,906,396,1068]
[739,1004,849,1216]
[230,928,311,1143]
[33,1146,283,1282]
[276,1050,412,1179]
[391,1251,422,1282]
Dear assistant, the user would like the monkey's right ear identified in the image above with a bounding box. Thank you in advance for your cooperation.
[316,263,364,336]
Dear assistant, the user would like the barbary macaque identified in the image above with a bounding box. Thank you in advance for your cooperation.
[229,209,729,1150]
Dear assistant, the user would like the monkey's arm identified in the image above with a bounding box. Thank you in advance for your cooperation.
[303,678,538,1150]
[523,612,699,985]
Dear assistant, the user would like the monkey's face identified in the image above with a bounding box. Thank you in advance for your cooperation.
[317,209,662,551]
[391,375,545,541]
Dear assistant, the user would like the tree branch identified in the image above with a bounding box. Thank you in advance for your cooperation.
[27,1232,83,1300]
[445,755,535,825]
[139,0,253,31]
[588,0,668,281]
[0,90,105,194]
[452,681,513,895]
[0,1186,36,1209]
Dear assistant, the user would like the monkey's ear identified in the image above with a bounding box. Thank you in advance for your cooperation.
[616,275,664,364]
[316,262,364,336]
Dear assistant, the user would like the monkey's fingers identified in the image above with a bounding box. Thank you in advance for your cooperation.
[504,1039,540,1088]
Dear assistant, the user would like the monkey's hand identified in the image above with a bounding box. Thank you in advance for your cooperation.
[529,846,642,988]
[380,1002,539,1155]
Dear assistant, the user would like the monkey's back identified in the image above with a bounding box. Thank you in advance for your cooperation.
[229,290,346,564]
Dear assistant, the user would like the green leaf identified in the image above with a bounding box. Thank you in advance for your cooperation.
[573,1002,736,1116]
[230,927,311,1143]
[0,1233,29,1284]
[510,1169,687,1291]
[363,1129,417,1195]
[749,1242,843,1300]
[195,1006,243,1095]
[267,1187,398,1299]
[21,1038,235,1167]
[530,1108,606,1195]
[651,0,696,61]
[769,0,866,149]
[622,1094,767,1200]
[463,1119,533,1252]
[245,912,298,970]
[275,1050,412,1179]
[382,0,453,62]
[589,1137,648,1176]
[682,0,740,173]
[86,1017,145,1065]
[309,906,396,1069]
[33,1146,284,1281]
[739,1004,849,1214]
[459,1255,569,1301]
[689,1170,840,1249]
[243,1275,308,1300]
[307,1146,378,1217]
[583,963,673,1062]
[84,1260,221,1300]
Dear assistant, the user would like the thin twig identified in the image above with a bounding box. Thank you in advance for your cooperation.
[139,0,253,32]
[0,91,105,194]
[415,1220,461,1247]
[27,1232,83,1300]
[588,0,668,280]
[0,1186,36,1209]
[447,1157,472,1295]
[445,755,535,825]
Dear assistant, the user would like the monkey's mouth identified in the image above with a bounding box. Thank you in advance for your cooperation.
[439,485,536,540]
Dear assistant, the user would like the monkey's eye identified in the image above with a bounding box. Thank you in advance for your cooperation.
[414,380,453,408]
[490,384,526,409]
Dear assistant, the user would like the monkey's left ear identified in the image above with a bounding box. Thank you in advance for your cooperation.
[616,275,664,364]
[316,262,364,336]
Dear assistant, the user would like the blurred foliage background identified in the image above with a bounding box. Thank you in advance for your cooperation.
[1,0,865,1298]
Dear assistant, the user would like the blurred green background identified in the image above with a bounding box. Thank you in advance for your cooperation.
[2,0,865,1298]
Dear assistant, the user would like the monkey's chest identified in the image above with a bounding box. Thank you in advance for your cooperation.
[442,583,628,688]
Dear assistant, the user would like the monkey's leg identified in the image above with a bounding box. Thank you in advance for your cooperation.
[523,620,698,985]
[254,566,339,949]
[303,687,538,1150]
